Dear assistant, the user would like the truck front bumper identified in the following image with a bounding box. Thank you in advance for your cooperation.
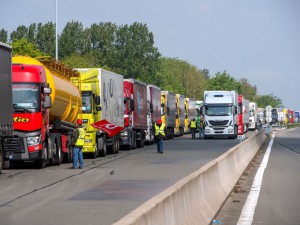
[205,126,235,137]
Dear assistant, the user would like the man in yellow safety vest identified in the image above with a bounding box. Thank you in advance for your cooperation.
[189,118,197,139]
[71,119,86,169]
[154,119,166,153]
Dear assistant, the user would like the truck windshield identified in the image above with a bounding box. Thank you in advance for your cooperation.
[82,95,92,114]
[249,109,255,117]
[13,84,39,111]
[205,105,232,116]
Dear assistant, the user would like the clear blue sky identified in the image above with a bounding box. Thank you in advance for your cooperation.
[1,0,299,110]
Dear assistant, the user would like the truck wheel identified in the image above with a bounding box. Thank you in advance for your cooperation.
[115,136,120,153]
[36,142,47,169]
[99,136,107,157]
[53,139,62,165]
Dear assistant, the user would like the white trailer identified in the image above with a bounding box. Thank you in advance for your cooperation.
[202,90,238,139]
[248,102,257,130]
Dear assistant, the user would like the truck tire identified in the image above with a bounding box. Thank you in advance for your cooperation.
[99,136,107,157]
[36,142,47,169]
[53,139,62,165]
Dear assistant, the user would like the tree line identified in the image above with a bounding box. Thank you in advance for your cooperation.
[0,21,283,107]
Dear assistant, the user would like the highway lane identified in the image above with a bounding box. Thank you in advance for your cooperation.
[0,133,251,225]
[215,127,300,225]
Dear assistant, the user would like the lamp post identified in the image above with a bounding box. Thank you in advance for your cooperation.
[55,0,58,60]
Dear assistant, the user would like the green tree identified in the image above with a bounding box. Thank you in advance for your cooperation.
[36,22,56,57]
[239,78,257,101]
[27,23,37,44]
[89,22,118,66]
[62,52,102,68]
[59,21,87,59]
[206,71,241,92]
[157,57,205,100]
[12,38,45,57]
[10,25,28,41]
[255,94,283,108]
[0,29,8,43]
[113,22,161,83]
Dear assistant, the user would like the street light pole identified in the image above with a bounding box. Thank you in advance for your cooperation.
[55,0,58,60]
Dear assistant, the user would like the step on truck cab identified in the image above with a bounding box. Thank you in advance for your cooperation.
[201,90,238,139]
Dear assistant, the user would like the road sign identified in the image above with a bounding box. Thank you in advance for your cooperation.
[237,135,245,140]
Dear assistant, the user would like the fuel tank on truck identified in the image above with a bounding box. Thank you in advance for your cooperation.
[12,56,81,124]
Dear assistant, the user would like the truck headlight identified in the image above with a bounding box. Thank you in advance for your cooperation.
[27,135,41,146]
[121,131,129,137]
[228,126,233,133]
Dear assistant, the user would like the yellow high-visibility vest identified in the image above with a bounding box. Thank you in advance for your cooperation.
[190,121,196,128]
[75,127,86,147]
[155,123,165,136]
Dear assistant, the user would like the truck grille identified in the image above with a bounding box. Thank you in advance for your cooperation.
[2,138,24,153]
[209,120,229,126]
[213,128,225,133]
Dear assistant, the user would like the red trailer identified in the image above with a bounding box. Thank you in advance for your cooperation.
[238,95,249,135]
[121,79,148,149]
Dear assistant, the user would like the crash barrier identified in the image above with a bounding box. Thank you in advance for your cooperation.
[113,129,267,225]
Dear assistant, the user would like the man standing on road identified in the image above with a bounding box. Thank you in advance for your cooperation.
[189,118,197,139]
[154,119,166,154]
[199,115,205,139]
[71,119,86,169]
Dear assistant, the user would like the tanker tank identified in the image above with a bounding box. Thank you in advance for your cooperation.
[12,56,81,124]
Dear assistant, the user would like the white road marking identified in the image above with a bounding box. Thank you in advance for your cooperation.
[236,132,275,225]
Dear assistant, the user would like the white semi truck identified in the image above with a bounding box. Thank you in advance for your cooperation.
[201,90,238,139]
[248,102,257,130]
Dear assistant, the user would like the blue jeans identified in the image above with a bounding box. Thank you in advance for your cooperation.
[73,147,84,168]
[156,138,164,152]
[199,128,204,139]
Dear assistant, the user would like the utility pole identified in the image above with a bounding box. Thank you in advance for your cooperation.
[55,0,58,60]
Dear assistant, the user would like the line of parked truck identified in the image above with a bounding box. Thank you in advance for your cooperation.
[0,50,203,170]
[1,43,299,171]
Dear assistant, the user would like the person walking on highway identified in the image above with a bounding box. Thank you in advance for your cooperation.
[199,115,205,139]
[189,118,197,139]
[71,119,86,169]
[154,119,166,153]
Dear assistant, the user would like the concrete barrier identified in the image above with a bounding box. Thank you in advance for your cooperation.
[113,130,267,225]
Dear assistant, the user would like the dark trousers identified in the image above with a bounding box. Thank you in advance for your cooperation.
[191,128,196,139]
[156,138,164,152]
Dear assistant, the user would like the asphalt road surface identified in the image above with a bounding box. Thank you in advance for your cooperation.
[0,133,247,225]
[215,127,300,225]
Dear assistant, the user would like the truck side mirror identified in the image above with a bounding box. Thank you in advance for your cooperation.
[43,96,51,108]
[200,106,204,115]
[44,87,52,94]
[130,99,134,112]
[166,106,170,115]
[234,106,237,115]
[149,102,153,113]
[95,96,100,105]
